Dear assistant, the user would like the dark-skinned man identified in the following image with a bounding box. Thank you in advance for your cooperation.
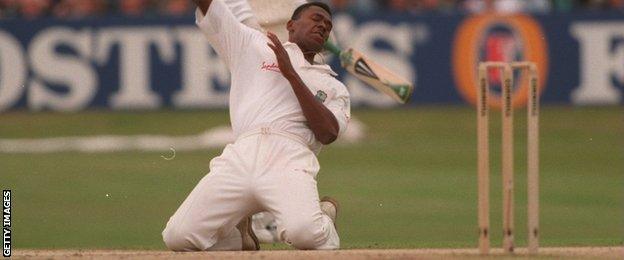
[162,0,350,251]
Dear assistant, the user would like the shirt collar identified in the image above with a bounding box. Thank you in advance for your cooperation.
[283,42,338,77]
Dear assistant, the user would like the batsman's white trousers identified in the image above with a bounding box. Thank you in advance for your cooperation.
[162,127,339,250]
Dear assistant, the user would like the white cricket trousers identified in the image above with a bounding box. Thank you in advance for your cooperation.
[162,127,340,250]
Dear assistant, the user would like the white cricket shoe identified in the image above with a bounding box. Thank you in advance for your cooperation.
[252,212,280,243]
[320,196,339,228]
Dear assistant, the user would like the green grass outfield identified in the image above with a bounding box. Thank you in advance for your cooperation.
[1,106,622,250]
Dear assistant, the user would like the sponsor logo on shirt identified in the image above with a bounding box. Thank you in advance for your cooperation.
[261,61,281,73]
[315,90,327,103]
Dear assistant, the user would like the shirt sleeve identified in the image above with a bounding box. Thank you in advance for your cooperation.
[222,0,255,23]
[325,81,351,136]
[194,0,257,69]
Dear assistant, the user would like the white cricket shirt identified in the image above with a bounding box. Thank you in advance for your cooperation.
[196,1,350,152]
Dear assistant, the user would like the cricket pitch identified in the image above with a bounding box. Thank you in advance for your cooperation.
[12,247,623,259]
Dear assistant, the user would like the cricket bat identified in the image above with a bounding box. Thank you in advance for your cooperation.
[324,41,414,104]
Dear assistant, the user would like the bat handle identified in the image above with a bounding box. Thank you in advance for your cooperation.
[324,40,342,56]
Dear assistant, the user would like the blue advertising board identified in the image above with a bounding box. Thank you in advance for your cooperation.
[0,12,622,111]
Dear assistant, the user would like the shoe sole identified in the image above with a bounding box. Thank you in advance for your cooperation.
[238,216,260,250]
[320,196,339,229]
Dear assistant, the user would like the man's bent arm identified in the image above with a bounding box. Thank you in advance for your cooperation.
[266,32,339,144]
[192,0,212,14]
[285,71,340,145]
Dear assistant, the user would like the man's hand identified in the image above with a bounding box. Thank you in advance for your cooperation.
[266,32,296,79]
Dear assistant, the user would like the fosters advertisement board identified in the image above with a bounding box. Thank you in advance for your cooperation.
[0,12,622,111]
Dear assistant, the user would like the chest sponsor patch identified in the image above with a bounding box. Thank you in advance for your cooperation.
[261,61,280,73]
[315,90,328,103]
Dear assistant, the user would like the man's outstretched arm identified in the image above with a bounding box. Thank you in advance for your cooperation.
[192,0,212,14]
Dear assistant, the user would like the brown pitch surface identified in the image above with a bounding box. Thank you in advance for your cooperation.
[12,247,623,259]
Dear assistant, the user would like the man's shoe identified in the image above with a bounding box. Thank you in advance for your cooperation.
[252,212,280,244]
[320,196,339,228]
[236,215,260,250]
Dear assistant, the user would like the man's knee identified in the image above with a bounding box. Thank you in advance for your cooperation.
[162,223,187,251]
[162,222,206,251]
[281,219,327,249]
